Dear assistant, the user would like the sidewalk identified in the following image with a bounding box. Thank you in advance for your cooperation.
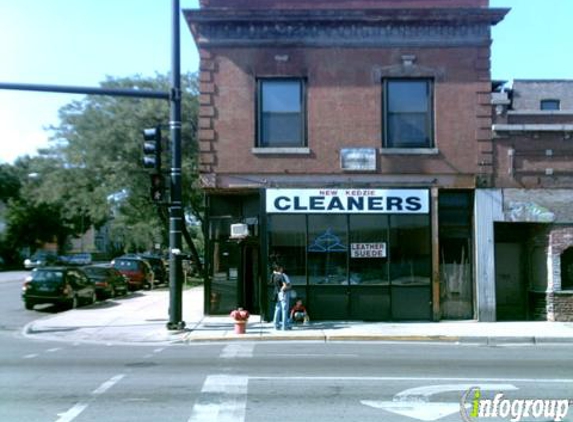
[23,286,573,345]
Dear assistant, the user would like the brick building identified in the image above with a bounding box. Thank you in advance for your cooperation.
[184,0,508,321]
[490,80,573,321]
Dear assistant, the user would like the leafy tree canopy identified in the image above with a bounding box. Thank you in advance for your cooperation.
[3,72,202,257]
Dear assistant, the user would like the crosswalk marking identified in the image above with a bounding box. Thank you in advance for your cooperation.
[219,343,254,359]
[188,375,249,422]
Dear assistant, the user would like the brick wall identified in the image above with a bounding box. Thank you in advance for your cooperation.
[553,292,573,322]
[203,45,491,179]
[512,80,573,111]
[546,226,573,321]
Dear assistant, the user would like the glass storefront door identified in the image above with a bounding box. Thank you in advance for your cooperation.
[389,215,432,320]
[349,215,390,320]
[308,215,349,320]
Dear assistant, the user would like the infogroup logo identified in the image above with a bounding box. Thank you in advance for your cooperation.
[460,387,570,422]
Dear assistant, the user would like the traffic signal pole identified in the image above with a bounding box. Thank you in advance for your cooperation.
[167,0,185,330]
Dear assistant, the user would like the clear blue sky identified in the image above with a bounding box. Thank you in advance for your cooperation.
[0,0,571,164]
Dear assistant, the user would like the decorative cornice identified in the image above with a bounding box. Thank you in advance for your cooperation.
[184,8,507,48]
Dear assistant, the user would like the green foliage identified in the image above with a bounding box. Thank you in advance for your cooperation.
[1,72,203,258]
[0,164,21,201]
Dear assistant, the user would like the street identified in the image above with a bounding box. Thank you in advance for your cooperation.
[1,271,573,422]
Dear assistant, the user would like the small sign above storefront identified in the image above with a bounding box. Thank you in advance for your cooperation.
[340,148,376,171]
[266,189,429,214]
[351,242,386,258]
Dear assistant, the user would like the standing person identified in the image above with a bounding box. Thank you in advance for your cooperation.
[272,264,291,330]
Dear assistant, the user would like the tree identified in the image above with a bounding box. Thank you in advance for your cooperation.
[0,164,21,201]
[1,73,203,265]
[42,72,202,254]
[2,156,84,258]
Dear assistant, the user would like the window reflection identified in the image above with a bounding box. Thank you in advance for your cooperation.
[349,215,389,285]
[308,215,347,285]
[389,215,431,286]
[268,215,306,286]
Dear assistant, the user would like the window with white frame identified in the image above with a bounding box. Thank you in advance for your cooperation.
[257,79,305,147]
[383,79,434,148]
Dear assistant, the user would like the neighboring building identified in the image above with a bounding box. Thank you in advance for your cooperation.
[184,0,508,321]
[491,80,573,321]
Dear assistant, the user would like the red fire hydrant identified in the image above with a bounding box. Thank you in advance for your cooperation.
[230,307,250,334]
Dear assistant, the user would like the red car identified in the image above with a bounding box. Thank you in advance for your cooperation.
[111,257,154,291]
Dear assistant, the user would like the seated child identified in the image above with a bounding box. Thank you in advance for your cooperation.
[289,299,310,324]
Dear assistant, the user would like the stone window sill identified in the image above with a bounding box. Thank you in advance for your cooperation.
[380,148,439,155]
[252,147,311,155]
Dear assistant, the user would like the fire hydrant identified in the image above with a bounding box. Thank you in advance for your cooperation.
[230,307,250,334]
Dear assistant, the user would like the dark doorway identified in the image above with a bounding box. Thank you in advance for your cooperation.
[561,248,573,290]
[494,223,531,321]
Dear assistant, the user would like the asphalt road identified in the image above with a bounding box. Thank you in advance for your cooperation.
[1,271,573,422]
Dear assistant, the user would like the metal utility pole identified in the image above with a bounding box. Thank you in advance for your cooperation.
[167,0,185,330]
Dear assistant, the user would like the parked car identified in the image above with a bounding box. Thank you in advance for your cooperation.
[22,267,97,310]
[138,254,167,285]
[111,256,154,291]
[65,253,93,266]
[83,265,129,299]
[23,251,60,270]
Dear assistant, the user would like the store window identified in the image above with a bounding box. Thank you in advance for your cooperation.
[257,79,306,147]
[268,215,306,288]
[308,215,348,285]
[439,191,474,319]
[209,217,239,314]
[389,215,431,284]
[383,79,434,148]
[349,215,389,285]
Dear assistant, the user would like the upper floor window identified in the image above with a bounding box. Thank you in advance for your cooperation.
[383,79,434,148]
[540,99,560,111]
[257,79,305,147]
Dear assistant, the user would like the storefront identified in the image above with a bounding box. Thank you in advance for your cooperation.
[206,188,447,322]
[266,188,431,321]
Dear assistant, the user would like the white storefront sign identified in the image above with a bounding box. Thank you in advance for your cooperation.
[266,189,429,214]
[351,243,386,258]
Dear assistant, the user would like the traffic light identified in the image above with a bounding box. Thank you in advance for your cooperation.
[149,172,165,203]
[142,127,162,170]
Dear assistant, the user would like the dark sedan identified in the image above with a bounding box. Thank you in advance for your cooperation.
[83,265,129,299]
[22,267,97,310]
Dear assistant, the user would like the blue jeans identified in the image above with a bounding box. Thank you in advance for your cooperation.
[273,293,290,330]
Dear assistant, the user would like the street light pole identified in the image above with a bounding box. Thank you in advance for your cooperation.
[167,0,185,331]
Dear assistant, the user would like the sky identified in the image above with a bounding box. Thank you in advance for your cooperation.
[0,0,572,164]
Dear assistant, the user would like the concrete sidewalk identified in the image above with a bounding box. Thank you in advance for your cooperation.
[23,286,573,345]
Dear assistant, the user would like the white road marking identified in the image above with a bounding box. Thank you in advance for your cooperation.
[144,347,165,358]
[46,348,61,353]
[361,383,518,421]
[252,375,573,383]
[273,353,359,358]
[23,354,38,359]
[188,375,249,422]
[394,383,518,402]
[219,343,254,359]
[92,374,125,395]
[54,374,125,422]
